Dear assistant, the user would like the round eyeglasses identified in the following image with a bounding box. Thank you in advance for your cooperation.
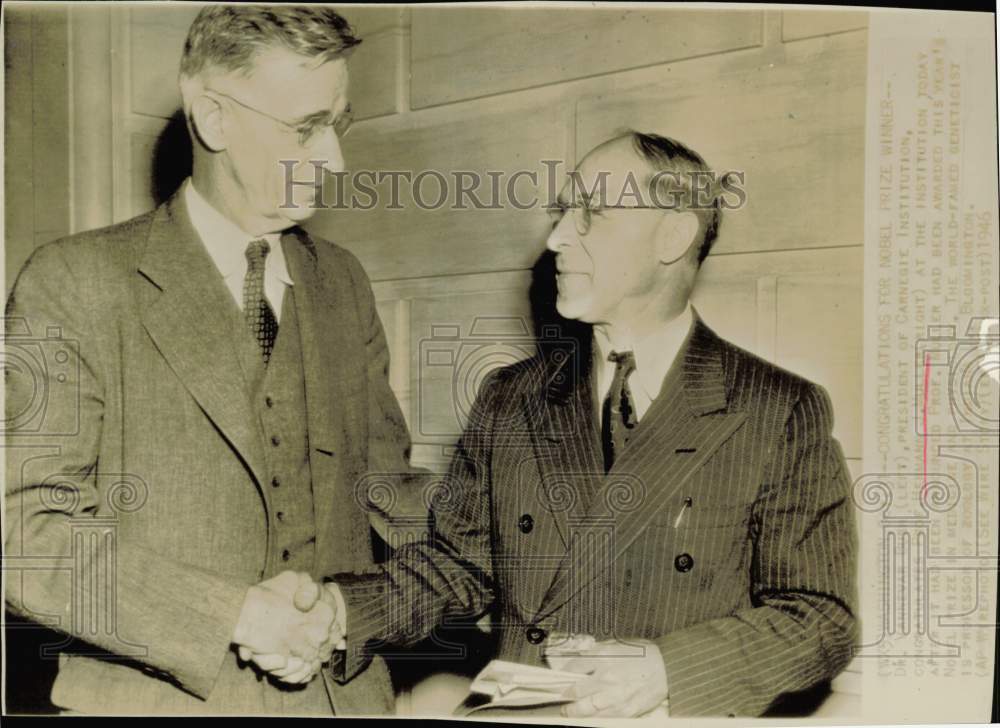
[546,200,665,236]
[205,88,353,146]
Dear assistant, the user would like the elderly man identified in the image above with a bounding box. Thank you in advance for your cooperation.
[328,132,858,717]
[5,6,416,715]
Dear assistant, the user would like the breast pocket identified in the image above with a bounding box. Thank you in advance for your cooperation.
[627,500,753,595]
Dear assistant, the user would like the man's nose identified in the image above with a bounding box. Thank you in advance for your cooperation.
[312,128,346,174]
[546,213,577,253]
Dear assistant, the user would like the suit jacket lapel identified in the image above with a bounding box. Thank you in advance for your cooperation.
[137,191,269,489]
[518,341,603,617]
[281,230,364,561]
[534,315,748,620]
[528,358,604,539]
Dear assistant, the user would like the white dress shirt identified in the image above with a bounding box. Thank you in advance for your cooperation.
[184,179,293,321]
[593,303,694,422]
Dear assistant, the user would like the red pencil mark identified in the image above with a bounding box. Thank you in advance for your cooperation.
[922,351,931,500]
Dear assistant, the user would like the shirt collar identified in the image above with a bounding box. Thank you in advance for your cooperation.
[594,302,694,401]
[183,179,293,285]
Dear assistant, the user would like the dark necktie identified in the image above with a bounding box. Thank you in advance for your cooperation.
[243,238,278,365]
[601,350,637,473]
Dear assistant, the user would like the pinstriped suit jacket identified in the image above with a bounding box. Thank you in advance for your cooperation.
[336,314,858,716]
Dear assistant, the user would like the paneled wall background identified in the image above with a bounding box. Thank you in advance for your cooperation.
[106,4,868,470]
[4,3,866,715]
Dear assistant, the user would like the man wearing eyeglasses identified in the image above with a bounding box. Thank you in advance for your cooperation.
[5,6,417,715]
[327,132,857,717]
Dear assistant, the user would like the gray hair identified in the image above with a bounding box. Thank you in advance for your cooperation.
[629,131,725,265]
[179,5,361,80]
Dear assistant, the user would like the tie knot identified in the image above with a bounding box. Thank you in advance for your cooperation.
[245,238,271,266]
[608,350,636,373]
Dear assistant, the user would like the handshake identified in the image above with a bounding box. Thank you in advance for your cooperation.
[231,571,347,684]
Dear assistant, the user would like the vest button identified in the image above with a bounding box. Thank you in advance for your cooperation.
[265,395,274,408]
[271,435,281,446]
[674,553,694,573]
[271,476,281,488]
[518,514,534,534]
[526,626,546,645]
[281,549,291,562]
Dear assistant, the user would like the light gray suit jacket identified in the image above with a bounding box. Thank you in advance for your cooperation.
[4,190,415,714]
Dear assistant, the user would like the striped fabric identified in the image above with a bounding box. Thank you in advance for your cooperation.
[335,314,857,716]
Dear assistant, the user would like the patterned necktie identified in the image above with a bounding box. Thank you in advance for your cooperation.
[243,238,278,365]
[601,350,637,473]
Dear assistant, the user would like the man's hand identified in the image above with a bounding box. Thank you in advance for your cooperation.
[550,637,669,718]
[232,571,336,684]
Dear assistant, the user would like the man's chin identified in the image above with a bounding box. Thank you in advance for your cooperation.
[278,204,320,224]
[555,297,589,322]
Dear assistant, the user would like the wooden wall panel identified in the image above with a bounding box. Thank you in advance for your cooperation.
[695,246,862,457]
[783,9,868,42]
[4,5,75,290]
[307,106,564,281]
[342,22,401,120]
[408,289,534,444]
[776,273,863,458]
[575,30,867,257]
[127,130,160,218]
[4,7,37,291]
[30,6,71,249]
[687,279,761,353]
[334,6,404,120]
[410,8,763,108]
[69,5,115,232]
[129,5,197,119]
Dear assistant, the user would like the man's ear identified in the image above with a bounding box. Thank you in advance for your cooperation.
[655,211,700,265]
[188,92,227,153]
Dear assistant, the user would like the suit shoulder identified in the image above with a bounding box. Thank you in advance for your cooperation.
[304,231,368,279]
[717,335,826,405]
[484,355,549,396]
[25,209,155,272]
[14,209,157,291]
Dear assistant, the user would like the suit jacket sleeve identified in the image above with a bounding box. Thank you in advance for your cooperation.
[4,244,250,700]
[656,383,858,716]
[330,326,499,684]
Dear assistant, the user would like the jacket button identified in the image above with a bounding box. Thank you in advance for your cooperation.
[526,626,547,644]
[674,553,694,572]
[281,549,291,562]
[518,514,534,534]
[271,476,281,488]
[271,435,281,446]
[276,511,285,522]
[265,395,274,408]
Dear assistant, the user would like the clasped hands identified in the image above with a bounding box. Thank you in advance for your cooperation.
[232,571,346,684]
